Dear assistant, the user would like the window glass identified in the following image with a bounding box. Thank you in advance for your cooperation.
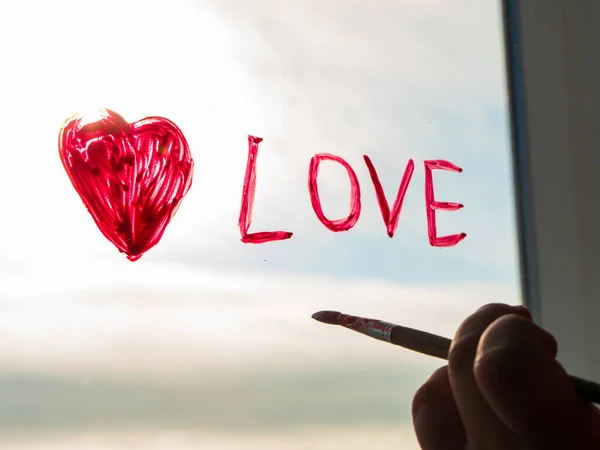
[0,1,520,448]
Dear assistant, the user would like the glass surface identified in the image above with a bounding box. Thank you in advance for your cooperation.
[0,1,520,448]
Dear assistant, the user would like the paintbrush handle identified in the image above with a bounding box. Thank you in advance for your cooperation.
[391,324,452,359]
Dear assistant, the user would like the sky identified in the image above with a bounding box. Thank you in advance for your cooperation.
[0,0,519,448]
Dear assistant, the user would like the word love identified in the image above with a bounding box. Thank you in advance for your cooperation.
[240,136,467,248]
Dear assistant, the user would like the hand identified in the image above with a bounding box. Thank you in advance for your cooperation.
[411,303,600,449]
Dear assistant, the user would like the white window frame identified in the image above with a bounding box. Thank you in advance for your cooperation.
[504,0,600,380]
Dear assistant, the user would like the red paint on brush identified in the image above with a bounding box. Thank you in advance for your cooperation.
[238,136,294,243]
[58,109,193,261]
[338,313,395,342]
[308,153,361,232]
[338,313,376,332]
[424,160,466,247]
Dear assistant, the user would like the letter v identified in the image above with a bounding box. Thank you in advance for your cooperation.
[363,156,414,238]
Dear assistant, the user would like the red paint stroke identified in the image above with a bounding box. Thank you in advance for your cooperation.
[308,154,361,232]
[238,135,293,243]
[337,313,396,343]
[59,109,194,261]
[339,314,373,331]
[338,313,390,334]
[424,160,466,247]
[363,156,415,238]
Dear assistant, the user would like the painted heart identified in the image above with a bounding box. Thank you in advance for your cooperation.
[59,109,194,261]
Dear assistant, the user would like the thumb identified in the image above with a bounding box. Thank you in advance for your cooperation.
[474,314,600,450]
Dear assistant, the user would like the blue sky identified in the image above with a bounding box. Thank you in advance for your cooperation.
[0,0,519,448]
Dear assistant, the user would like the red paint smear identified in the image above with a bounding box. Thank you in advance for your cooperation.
[424,160,466,247]
[363,156,414,238]
[308,153,361,232]
[339,314,376,332]
[238,135,293,243]
[59,109,194,261]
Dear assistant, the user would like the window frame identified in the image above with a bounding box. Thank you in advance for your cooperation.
[504,0,600,380]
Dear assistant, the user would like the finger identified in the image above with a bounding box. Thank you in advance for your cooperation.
[448,303,531,447]
[413,366,466,450]
[475,314,600,450]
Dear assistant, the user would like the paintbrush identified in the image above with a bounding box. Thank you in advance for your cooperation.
[311,310,600,405]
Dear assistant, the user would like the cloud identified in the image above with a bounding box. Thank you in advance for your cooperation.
[0,367,421,430]
[0,258,519,375]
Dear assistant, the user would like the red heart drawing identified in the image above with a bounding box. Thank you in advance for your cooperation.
[59,109,194,261]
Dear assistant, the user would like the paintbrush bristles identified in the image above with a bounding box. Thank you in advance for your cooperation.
[311,310,341,325]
